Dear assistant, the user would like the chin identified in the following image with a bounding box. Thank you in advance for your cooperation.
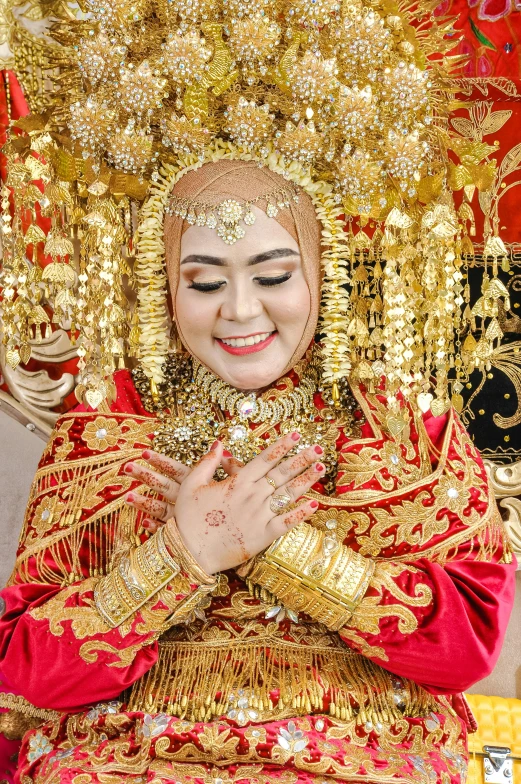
[216,353,289,391]
[222,365,285,391]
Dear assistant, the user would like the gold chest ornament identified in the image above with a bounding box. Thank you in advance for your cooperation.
[132,349,361,492]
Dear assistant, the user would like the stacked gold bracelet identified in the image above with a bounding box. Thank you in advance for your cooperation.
[94,524,216,628]
[247,523,375,631]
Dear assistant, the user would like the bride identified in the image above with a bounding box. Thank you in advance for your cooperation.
[0,158,515,784]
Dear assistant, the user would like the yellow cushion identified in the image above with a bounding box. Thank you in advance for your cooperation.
[465,694,521,784]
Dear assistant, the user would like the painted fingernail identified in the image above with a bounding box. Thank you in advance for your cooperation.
[291,432,301,441]
[210,440,220,451]
[310,500,319,509]
[124,464,133,474]
[142,450,152,459]
[126,493,135,503]
[142,519,150,529]
[315,463,325,472]
[314,445,323,455]
[223,450,232,457]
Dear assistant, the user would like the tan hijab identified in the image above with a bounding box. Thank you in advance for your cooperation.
[164,159,322,375]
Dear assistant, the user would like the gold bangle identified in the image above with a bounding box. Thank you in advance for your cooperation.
[163,521,216,587]
[248,523,374,630]
[94,527,181,628]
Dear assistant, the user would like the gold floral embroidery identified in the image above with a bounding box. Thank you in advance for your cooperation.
[381,440,410,477]
[30,495,66,537]
[433,473,472,516]
[82,417,123,451]
[338,446,396,491]
[40,417,74,461]
[308,508,354,542]
[244,726,266,748]
[32,701,468,784]
[344,562,433,652]
[79,639,146,668]
[29,579,111,638]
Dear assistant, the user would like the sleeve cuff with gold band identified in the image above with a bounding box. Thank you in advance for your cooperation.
[94,522,216,628]
[246,522,375,631]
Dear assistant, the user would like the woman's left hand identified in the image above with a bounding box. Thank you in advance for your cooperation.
[123,449,242,532]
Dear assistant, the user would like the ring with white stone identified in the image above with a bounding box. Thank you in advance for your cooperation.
[269,489,292,515]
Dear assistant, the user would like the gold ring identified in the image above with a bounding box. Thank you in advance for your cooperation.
[269,489,292,515]
[265,476,277,491]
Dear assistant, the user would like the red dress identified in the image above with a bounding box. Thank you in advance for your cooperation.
[0,369,515,784]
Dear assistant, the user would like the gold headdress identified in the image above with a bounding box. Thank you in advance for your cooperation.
[0,0,510,414]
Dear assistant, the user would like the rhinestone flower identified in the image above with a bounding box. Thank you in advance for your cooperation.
[163,29,211,85]
[163,113,211,154]
[334,85,376,142]
[380,63,429,129]
[290,52,338,106]
[76,33,126,87]
[384,130,428,185]
[287,0,341,28]
[224,99,274,151]
[227,14,280,70]
[335,6,392,82]
[335,149,381,216]
[107,126,154,175]
[85,0,150,29]
[276,120,323,164]
[68,98,116,156]
[276,721,309,754]
[117,61,167,118]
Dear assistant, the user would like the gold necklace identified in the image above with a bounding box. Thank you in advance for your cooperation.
[132,349,360,492]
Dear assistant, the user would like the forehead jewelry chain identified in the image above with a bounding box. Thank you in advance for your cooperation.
[166,184,300,245]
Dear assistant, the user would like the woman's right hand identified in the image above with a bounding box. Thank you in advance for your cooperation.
[170,433,325,575]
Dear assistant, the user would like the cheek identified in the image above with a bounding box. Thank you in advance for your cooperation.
[268,278,311,330]
[175,288,217,343]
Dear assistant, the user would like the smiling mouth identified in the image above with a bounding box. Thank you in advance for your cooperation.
[216,331,277,355]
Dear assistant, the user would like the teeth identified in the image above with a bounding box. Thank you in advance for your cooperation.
[221,332,272,347]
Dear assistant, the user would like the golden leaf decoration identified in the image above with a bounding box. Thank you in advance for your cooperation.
[449,138,497,165]
[498,142,521,181]
[468,161,496,191]
[24,156,50,181]
[43,233,74,258]
[450,117,474,138]
[19,344,32,365]
[6,164,31,188]
[485,318,503,341]
[386,207,413,228]
[42,262,75,285]
[24,224,47,245]
[481,110,512,136]
[52,149,78,182]
[416,172,443,204]
[483,235,508,259]
[5,349,21,369]
[28,305,50,325]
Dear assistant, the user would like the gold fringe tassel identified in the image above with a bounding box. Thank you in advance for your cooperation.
[127,638,439,725]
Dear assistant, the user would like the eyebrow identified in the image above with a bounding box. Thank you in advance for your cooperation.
[180,248,300,266]
[248,248,299,265]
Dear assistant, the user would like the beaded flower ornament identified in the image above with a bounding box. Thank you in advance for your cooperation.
[0,0,510,415]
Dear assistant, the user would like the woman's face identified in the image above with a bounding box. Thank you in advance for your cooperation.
[175,206,311,391]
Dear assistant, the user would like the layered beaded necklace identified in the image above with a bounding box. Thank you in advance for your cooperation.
[133,349,360,491]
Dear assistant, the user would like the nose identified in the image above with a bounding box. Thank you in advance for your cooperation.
[219,280,264,323]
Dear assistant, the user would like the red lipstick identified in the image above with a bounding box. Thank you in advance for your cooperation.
[216,332,277,355]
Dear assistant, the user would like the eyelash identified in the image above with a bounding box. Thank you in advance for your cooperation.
[188,272,292,292]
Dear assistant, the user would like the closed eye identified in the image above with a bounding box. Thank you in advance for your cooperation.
[255,273,292,287]
[188,280,225,292]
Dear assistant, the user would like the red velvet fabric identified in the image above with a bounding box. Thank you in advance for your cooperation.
[0,370,515,717]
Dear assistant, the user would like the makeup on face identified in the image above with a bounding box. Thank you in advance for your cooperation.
[174,207,311,391]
